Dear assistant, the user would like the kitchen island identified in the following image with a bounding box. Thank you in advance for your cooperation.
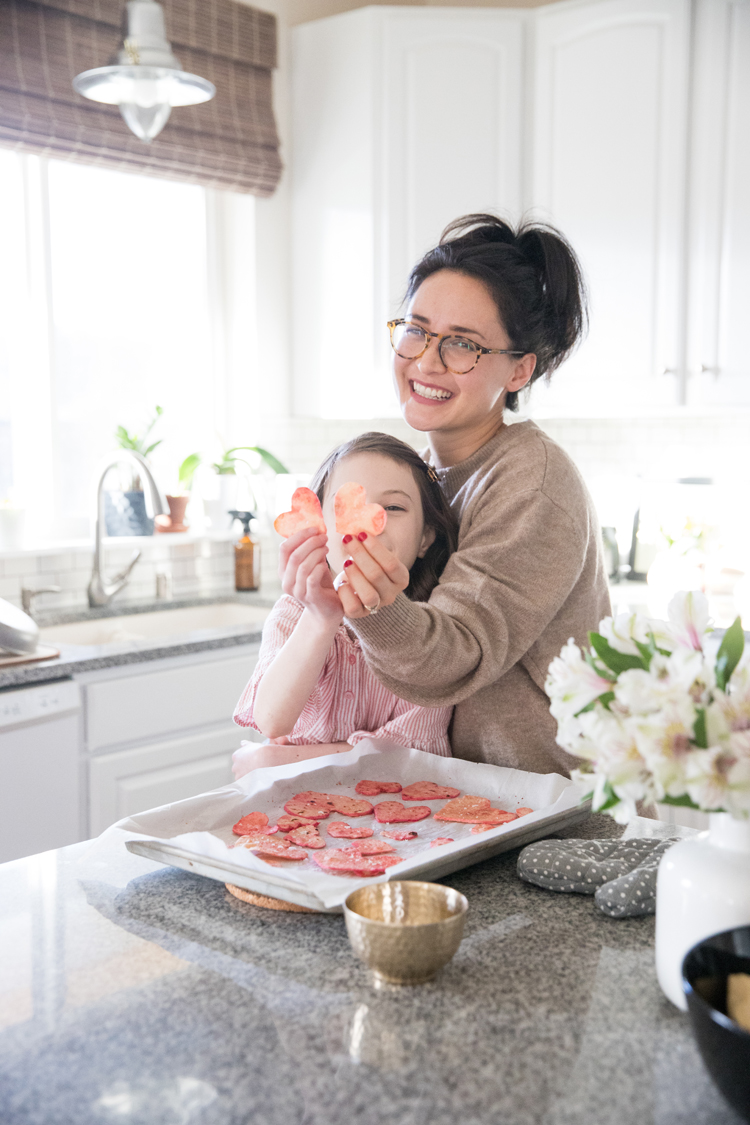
[0,815,741,1124]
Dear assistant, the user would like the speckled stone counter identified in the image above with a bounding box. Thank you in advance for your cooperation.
[0,593,277,690]
[0,815,741,1125]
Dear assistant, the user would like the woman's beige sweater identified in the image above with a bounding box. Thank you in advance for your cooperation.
[350,420,611,775]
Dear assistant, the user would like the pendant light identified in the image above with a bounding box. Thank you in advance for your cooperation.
[73,0,215,143]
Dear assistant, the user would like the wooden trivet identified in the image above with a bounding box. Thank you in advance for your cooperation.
[225,882,319,913]
[0,644,60,667]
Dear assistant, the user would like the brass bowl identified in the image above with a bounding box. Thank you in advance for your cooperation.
[343,881,468,985]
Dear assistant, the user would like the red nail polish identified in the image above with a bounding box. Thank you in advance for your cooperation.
[342,534,353,544]
[343,559,353,568]
[357,532,367,542]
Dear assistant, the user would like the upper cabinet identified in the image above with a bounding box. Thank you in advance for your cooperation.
[528,0,690,416]
[685,0,750,409]
[291,7,525,419]
[291,0,750,420]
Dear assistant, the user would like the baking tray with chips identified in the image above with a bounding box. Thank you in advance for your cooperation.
[120,740,590,911]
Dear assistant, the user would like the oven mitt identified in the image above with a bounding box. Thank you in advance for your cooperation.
[516,838,676,918]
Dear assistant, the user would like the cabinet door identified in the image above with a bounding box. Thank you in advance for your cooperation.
[88,724,248,836]
[529,0,691,416]
[382,9,526,337]
[686,0,750,406]
[85,649,258,752]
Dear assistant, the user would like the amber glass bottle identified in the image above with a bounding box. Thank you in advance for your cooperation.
[229,510,260,591]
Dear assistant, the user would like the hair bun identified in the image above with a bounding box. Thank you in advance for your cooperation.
[440,213,517,249]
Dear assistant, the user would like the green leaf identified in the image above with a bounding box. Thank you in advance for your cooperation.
[660,794,702,809]
[715,616,745,692]
[693,707,708,749]
[597,780,620,812]
[589,632,646,676]
[252,446,289,474]
[575,690,616,716]
[634,639,655,668]
[178,453,201,489]
[143,439,162,456]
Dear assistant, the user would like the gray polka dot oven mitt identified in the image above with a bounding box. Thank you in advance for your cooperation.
[516,838,676,918]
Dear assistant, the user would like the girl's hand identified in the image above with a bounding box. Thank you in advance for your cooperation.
[335,533,409,620]
[232,739,351,778]
[279,527,343,625]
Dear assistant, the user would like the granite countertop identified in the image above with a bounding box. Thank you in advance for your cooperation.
[0,814,740,1125]
[0,592,278,690]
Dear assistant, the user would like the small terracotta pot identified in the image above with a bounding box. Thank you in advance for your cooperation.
[156,494,189,533]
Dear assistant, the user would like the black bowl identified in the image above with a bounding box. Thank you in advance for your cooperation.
[682,927,750,1122]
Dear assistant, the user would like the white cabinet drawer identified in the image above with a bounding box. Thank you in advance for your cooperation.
[89,724,243,835]
[85,650,258,751]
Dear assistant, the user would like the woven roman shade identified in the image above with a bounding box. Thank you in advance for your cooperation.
[0,0,282,195]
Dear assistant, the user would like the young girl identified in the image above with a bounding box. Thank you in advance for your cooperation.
[231,432,458,778]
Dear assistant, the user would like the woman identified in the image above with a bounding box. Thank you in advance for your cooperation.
[282,213,610,775]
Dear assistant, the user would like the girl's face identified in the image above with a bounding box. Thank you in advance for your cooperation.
[392,269,536,436]
[323,452,435,575]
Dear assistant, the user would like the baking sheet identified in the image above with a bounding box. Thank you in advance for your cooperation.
[120,740,590,910]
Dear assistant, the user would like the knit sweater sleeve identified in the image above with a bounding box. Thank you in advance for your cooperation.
[350,478,590,709]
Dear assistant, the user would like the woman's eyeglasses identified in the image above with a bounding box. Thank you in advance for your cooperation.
[387,319,525,375]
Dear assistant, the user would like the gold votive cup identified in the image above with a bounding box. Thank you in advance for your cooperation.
[343,880,469,985]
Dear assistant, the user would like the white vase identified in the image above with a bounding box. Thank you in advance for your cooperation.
[655,812,750,1009]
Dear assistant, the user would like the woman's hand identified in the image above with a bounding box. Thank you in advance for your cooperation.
[335,533,410,620]
[278,527,343,625]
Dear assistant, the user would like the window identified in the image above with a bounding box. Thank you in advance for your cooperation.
[0,150,255,543]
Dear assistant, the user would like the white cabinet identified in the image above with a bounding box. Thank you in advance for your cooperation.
[292,6,526,420]
[528,0,691,416]
[80,645,259,836]
[685,0,750,407]
[292,0,750,419]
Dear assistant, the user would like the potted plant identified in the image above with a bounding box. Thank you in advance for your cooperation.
[105,406,163,536]
[204,443,289,531]
[155,452,201,533]
[545,591,750,1010]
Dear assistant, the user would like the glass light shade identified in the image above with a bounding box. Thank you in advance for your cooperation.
[73,66,215,142]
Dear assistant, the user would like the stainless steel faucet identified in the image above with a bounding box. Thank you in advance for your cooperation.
[88,451,167,608]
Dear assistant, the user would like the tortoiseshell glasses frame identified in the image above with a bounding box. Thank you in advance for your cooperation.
[388,318,525,375]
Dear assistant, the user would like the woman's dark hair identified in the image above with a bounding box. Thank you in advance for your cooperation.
[405,213,588,411]
[311,431,458,602]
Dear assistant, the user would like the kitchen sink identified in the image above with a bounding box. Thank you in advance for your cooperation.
[38,602,270,647]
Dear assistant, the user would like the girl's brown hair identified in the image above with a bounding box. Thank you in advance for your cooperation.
[310,432,458,602]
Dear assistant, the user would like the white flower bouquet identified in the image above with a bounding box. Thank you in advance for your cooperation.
[545,592,750,823]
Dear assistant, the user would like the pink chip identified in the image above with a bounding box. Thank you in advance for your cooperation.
[435,796,516,824]
[329,795,374,818]
[355,780,403,796]
[283,798,330,821]
[400,781,460,801]
[287,823,326,849]
[348,839,395,855]
[374,801,432,824]
[515,807,533,817]
[313,848,403,877]
[382,829,418,841]
[248,838,308,861]
[276,814,318,833]
[334,482,387,537]
[327,822,374,839]
[232,811,272,836]
[431,838,454,847]
[273,488,327,538]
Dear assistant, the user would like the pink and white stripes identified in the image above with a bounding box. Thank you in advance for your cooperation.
[234,595,452,756]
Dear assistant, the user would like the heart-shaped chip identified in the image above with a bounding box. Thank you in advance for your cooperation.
[327,821,374,839]
[312,848,403,877]
[284,798,330,820]
[374,801,431,824]
[276,814,318,833]
[348,838,396,855]
[287,823,326,849]
[232,811,278,836]
[274,487,327,538]
[434,795,515,824]
[334,482,387,537]
[400,781,460,801]
[355,780,402,796]
[431,838,454,847]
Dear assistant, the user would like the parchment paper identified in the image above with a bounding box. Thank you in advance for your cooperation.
[116,740,586,909]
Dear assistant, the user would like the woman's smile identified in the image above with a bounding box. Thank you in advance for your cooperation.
[409,378,454,403]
